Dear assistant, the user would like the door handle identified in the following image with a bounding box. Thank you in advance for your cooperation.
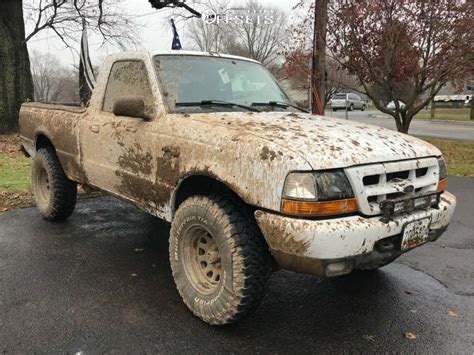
[90,125,100,133]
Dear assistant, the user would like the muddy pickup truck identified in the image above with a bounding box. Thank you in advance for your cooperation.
[19,51,456,325]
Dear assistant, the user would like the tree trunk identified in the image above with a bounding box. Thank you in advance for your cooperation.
[399,112,411,133]
[0,0,33,134]
[311,0,327,115]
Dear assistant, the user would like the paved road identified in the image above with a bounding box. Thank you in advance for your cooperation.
[329,110,474,141]
[0,177,473,353]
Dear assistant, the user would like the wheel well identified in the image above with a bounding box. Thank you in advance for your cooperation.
[36,134,54,151]
[173,175,248,214]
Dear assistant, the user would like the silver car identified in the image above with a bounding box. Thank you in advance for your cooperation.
[331,93,367,111]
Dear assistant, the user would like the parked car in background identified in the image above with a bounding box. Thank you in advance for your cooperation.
[387,100,407,111]
[331,93,367,111]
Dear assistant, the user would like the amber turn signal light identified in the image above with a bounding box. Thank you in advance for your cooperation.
[281,198,358,217]
[437,178,448,192]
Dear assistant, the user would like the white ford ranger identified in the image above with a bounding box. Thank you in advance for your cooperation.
[19,51,456,325]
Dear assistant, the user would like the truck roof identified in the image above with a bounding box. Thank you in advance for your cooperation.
[105,50,261,64]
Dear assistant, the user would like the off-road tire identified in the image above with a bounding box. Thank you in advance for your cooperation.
[169,195,272,325]
[32,147,77,221]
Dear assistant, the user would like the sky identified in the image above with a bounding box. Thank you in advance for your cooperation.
[27,0,300,69]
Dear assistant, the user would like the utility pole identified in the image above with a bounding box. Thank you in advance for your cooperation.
[311,0,328,115]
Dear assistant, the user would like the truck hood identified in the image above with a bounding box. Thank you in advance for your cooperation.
[190,112,441,170]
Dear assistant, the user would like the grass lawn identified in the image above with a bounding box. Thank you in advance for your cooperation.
[415,108,471,121]
[0,154,31,192]
[420,137,474,176]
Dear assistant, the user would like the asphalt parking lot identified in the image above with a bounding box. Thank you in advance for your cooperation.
[0,177,473,353]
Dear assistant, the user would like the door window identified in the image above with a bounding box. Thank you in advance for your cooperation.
[102,61,154,113]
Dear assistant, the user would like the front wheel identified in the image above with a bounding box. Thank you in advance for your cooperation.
[32,147,77,221]
[169,195,272,325]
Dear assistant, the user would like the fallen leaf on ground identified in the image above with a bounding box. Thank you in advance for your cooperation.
[0,207,8,212]
[404,332,417,340]
[404,289,413,295]
[134,248,144,252]
[131,273,138,277]
[448,310,460,318]
[363,335,375,342]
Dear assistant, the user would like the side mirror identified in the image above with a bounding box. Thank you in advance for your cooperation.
[113,96,149,120]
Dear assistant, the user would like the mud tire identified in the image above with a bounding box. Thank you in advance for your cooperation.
[32,147,77,221]
[169,195,272,325]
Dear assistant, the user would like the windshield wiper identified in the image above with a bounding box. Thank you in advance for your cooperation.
[175,100,260,112]
[251,101,309,113]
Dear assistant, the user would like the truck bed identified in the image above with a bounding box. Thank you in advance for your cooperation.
[22,102,87,114]
[19,102,87,184]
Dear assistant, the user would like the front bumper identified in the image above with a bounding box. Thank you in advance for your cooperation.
[255,191,456,277]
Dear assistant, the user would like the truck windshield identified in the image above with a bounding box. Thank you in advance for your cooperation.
[154,55,293,112]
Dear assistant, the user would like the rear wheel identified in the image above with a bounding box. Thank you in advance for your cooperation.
[169,195,272,325]
[32,147,77,221]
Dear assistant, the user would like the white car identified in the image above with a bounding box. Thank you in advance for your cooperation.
[387,100,406,110]
[331,93,367,111]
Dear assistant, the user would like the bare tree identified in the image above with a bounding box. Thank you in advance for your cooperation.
[184,0,287,65]
[23,0,140,50]
[186,0,230,52]
[0,0,140,133]
[225,1,287,65]
[30,51,63,102]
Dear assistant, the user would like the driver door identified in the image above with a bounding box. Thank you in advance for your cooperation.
[80,59,158,204]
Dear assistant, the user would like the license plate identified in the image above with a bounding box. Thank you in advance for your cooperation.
[401,217,431,251]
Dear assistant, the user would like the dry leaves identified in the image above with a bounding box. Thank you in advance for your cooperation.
[404,332,417,340]
[448,310,460,318]
[0,134,21,155]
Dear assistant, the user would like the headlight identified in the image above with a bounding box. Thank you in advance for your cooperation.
[437,157,448,192]
[282,173,317,200]
[281,171,358,217]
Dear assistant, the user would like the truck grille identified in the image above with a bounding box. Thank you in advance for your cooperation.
[345,158,440,216]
